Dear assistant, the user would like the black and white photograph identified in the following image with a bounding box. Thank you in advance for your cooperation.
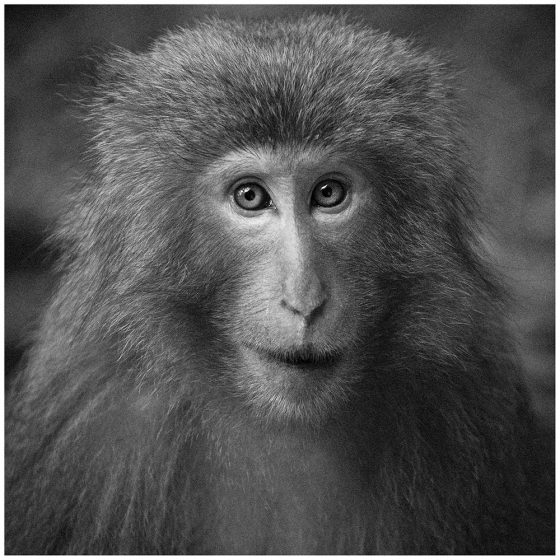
[4,5,555,554]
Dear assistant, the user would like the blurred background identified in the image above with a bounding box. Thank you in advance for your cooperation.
[5,5,554,428]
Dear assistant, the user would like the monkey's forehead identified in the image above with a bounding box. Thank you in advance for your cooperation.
[90,15,462,177]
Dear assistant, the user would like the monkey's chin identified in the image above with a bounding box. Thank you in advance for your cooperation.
[237,344,352,425]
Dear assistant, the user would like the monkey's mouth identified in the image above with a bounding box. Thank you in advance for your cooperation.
[254,346,343,368]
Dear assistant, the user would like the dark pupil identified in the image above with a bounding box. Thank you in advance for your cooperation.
[244,189,256,201]
[320,185,333,198]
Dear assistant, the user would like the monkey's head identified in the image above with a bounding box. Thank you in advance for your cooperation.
[74,16,481,425]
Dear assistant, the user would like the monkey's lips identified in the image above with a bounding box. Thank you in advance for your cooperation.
[248,345,343,370]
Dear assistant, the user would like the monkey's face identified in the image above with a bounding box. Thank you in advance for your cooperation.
[191,146,382,423]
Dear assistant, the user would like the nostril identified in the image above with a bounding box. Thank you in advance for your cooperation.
[281,296,326,324]
[305,298,326,324]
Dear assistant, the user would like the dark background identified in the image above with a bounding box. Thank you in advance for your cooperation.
[4,5,554,427]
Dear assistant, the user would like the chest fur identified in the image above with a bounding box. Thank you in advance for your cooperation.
[197,430,374,554]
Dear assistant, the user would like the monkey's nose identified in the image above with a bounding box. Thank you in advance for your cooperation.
[280,259,326,324]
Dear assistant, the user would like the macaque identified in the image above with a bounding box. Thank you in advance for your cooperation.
[5,15,554,554]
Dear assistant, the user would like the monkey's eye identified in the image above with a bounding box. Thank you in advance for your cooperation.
[311,179,347,208]
[233,183,271,211]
